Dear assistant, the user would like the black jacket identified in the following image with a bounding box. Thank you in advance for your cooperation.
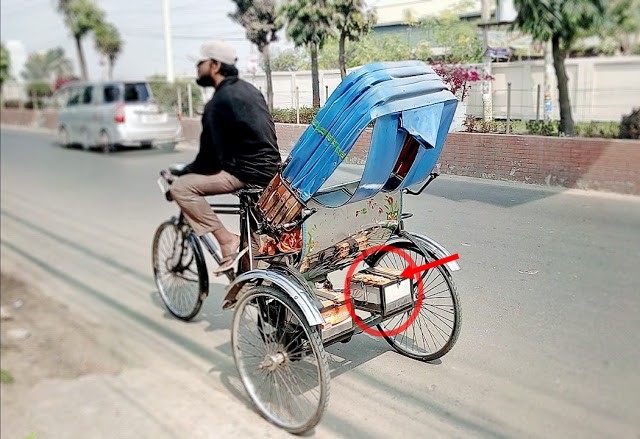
[184,76,281,187]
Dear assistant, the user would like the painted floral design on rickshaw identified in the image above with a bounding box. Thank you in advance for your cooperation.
[355,195,400,228]
[384,195,400,224]
[258,228,303,255]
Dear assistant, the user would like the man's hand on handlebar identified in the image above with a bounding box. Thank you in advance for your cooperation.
[160,169,175,183]
[168,163,189,176]
[160,163,189,185]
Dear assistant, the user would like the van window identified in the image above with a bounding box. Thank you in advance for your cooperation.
[81,86,93,104]
[124,83,150,103]
[66,88,82,107]
[104,85,120,103]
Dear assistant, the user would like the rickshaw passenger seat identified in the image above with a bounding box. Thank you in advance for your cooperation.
[311,188,352,207]
[310,180,359,207]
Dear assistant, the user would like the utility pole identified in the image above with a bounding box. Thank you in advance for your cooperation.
[481,0,493,121]
[162,0,175,83]
[543,40,553,120]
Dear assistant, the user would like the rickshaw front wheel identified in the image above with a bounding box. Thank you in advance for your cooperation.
[369,242,462,362]
[152,221,208,321]
[231,285,330,434]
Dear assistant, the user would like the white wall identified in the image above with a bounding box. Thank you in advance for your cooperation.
[1,80,27,101]
[246,56,640,122]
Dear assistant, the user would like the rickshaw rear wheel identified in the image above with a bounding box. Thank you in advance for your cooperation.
[231,285,330,434]
[368,242,462,361]
[152,221,208,321]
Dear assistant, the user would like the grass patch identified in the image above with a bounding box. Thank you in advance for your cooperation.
[1,368,15,384]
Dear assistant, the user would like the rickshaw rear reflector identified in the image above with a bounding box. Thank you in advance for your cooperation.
[350,268,414,316]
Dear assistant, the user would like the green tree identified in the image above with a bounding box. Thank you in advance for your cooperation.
[26,81,54,108]
[94,23,123,80]
[513,0,606,136]
[147,75,203,117]
[0,42,11,94]
[230,0,283,112]
[599,0,640,55]
[334,0,376,78]
[418,2,483,63]
[316,33,416,70]
[267,47,309,71]
[349,34,413,65]
[58,0,105,80]
[280,0,337,108]
[21,47,73,82]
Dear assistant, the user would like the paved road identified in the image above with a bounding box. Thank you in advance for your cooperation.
[1,128,639,438]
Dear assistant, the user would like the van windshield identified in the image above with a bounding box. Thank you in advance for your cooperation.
[124,83,150,103]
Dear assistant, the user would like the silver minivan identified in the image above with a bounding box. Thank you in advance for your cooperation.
[56,81,183,152]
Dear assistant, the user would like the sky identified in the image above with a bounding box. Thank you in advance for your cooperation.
[0,0,266,82]
[0,0,395,83]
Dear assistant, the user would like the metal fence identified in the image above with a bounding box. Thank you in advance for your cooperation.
[3,56,639,124]
[244,56,640,123]
[147,81,204,118]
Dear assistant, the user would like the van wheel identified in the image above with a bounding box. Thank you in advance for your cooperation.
[81,131,92,151]
[58,127,70,148]
[99,131,114,154]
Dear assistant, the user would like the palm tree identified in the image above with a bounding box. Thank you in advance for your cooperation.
[280,0,337,108]
[513,0,605,136]
[21,47,73,82]
[58,0,105,80]
[334,0,376,79]
[95,23,123,80]
[1,42,11,94]
[230,0,283,112]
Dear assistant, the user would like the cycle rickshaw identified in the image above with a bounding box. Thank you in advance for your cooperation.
[152,61,462,434]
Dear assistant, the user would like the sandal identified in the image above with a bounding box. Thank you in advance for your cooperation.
[212,247,249,275]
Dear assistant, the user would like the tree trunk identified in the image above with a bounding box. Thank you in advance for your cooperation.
[339,32,347,79]
[108,56,114,80]
[311,43,320,108]
[262,44,274,112]
[75,36,88,80]
[552,34,574,136]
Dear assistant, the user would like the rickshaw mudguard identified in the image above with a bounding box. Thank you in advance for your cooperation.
[386,231,461,272]
[223,266,325,327]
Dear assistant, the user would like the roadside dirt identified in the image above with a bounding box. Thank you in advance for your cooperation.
[0,271,129,420]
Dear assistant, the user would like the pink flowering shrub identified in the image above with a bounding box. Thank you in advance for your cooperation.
[53,76,79,91]
[432,61,493,102]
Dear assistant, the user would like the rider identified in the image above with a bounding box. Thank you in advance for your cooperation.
[169,40,281,273]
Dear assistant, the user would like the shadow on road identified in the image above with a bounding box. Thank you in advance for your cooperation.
[50,140,182,157]
[424,176,558,208]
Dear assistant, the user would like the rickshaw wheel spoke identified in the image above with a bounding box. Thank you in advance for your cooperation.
[232,286,330,434]
[371,242,462,361]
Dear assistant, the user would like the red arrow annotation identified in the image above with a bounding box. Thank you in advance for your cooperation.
[399,253,460,279]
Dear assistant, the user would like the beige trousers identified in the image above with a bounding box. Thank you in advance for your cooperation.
[170,171,246,236]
